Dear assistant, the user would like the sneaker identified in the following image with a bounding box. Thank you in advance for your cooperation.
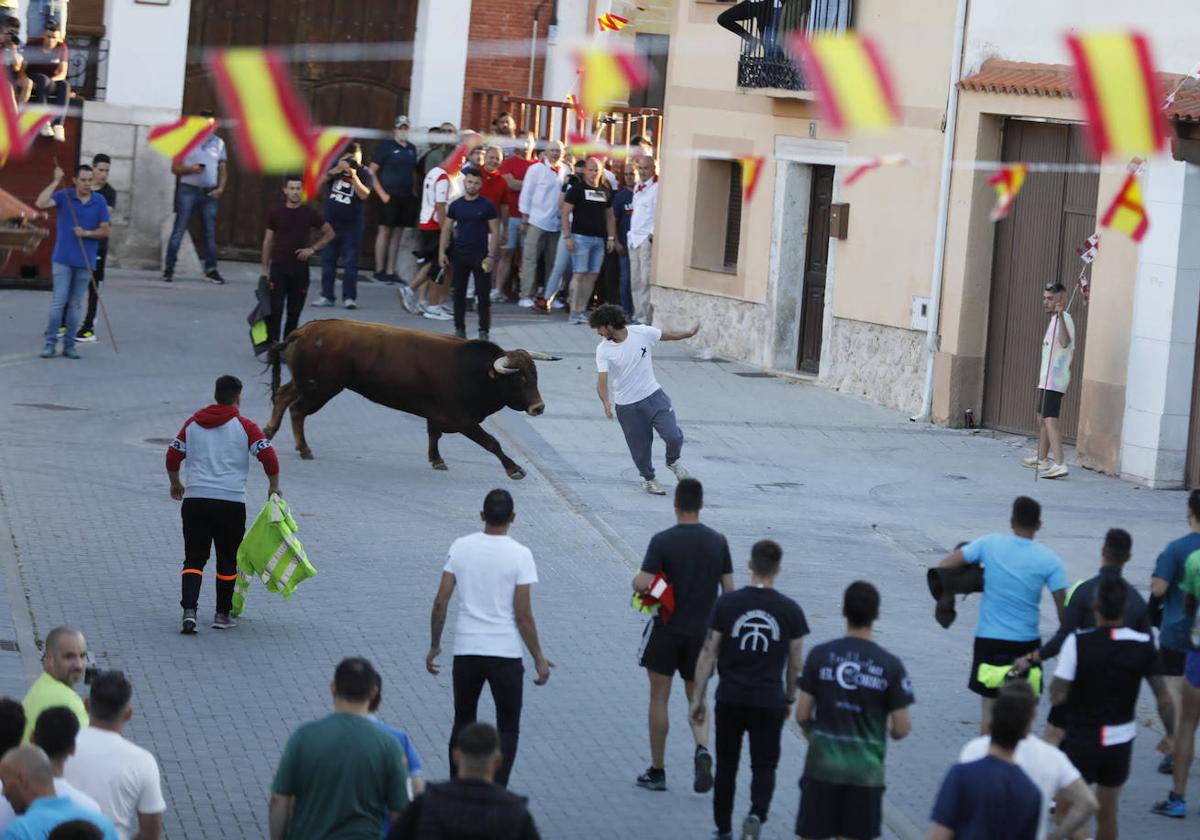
[454,328,467,339]
[644,478,667,496]
[51,124,65,142]
[205,270,226,285]
[431,304,454,318]
[740,814,763,840]
[181,609,197,635]
[479,331,489,341]
[162,271,173,283]
[1158,754,1175,775]
[570,312,588,325]
[694,746,714,794]
[399,285,419,313]
[1021,455,1047,469]
[1151,794,1187,818]
[371,271,386,284]
[62,346,80,360]
[551,298,567,310]
[489,289,504,302]
[343,299,358,310]
[385,273,402,286]
[635,767,666,791]
[422,305,453,322]
[518,297,535,308]
[667,461,690,480]
[211,612,237,630]
[75,329,96,343]
[39,122,53,137]
[39,343,56,359]
[1040,462,1069,479]
[311,296,336,307]
[57,325,66,336]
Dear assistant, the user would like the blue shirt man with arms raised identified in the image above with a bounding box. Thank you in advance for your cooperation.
[940,496,1068,735]
[0,746,118,840]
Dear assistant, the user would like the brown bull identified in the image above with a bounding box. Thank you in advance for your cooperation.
[263,320,560,479]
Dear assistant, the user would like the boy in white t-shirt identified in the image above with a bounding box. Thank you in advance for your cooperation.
[590,304,699,495]
[426,489,553,788]
[1023,282,1075,479]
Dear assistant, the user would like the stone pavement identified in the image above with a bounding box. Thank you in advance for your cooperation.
[0,265,1195,839]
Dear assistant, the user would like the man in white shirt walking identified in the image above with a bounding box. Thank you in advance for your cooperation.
[426,490,553,788]
[516,141,567,307]
[591,304,699,495]
[65,671,166,840]
[627,155,659,324]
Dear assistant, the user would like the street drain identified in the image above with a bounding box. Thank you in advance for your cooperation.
[14,402,86,411]
[944,474,969,481]
[0,640,18,651]
[734,372,775,378]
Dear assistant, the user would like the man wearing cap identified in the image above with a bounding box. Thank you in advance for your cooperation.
[163,111,227,284]
[368,116,420,285]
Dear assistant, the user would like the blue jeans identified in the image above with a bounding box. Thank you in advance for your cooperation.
[543,234,572,302]
[618,251,632,314]
[165,184,219,273]
[45,262,89,348]
[570,234,606,274]
[320,221,362,301]
[26,0,67,41]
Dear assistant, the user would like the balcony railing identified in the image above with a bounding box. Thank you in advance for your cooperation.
[469,89,663,153]
[732,0,855,91]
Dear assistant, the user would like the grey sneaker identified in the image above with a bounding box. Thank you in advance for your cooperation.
[667,461,690,480]
[635,767,666,791]
[644,478,667,495]
[399,285,419,313]
[311,296,335,307]
[740,814,762,840]
[182,609,197,635]
[343,299,358,310]
[211,612,237,630]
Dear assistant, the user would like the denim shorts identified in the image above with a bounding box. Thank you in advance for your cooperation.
[504,217,523,250]
[571,234,605,273]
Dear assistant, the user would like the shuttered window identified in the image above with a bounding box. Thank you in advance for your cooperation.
[723,161,742,270]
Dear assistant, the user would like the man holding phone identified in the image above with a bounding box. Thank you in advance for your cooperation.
[163,113,227,284]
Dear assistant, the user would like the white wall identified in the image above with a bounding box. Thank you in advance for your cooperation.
[965,0,1200,75]
[102,0,192,111]
[410,0,472,128]
[542,0,589,100]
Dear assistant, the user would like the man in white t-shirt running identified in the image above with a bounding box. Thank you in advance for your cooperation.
[426,489,553,788]
[590,304,699,495]
[64,671,167,840]
[958,681,1097,840]
[1023,282,1075,479]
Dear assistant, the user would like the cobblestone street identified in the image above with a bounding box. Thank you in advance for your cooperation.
[0,268,1194,839]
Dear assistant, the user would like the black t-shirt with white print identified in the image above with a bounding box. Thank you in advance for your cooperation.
[709,586,809,707]
[564,180,612,238]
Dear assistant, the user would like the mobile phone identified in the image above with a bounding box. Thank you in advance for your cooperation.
[196,163,206,170]
[433,267,446,285]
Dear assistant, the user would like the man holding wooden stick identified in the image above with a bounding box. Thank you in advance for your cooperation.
[1023,282,1075,480]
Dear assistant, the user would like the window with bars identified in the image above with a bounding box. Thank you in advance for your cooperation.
[691,158,743,274]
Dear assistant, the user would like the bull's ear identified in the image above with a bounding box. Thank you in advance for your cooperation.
[525,352,562,361]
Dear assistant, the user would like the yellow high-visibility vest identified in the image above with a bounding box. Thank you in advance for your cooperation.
[233,494,316,617]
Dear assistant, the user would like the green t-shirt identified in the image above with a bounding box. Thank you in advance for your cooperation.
[21,673,88,743]
[1181,550,1200,649]
[272,712,410,839]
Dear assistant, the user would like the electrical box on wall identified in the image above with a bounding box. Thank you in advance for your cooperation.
[829,203,849,239]
[911,296,930,331]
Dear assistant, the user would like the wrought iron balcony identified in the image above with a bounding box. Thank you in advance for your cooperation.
[729,0,855,92]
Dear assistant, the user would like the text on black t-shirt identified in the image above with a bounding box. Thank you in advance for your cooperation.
[710,587,809,708]
[565,180,613,238]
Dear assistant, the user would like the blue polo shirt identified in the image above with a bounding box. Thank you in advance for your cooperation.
[370,140,418,197]
[1,796,119,840]
[51,189,110,269]
[963,533,1069,641]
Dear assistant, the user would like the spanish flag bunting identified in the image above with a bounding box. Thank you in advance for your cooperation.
[565,93,586,127]
[208,48,316,173]
[787,32,899,132]
[844,153,907,186]
[147,116,216,163]
[988,163,1027,221]
[740,156,764,203]
[576,47,650,115]
[1065,32,1168,158]
[598,13,630,32]
[0,73,25,165]
[1100,173,1149,243]
[567,132,610,158]
[16,108,53,150]
[302,129,351,202]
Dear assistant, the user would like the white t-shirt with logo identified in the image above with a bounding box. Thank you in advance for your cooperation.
[959,734,1080,840]
[444,532,538,659]
[596,325,663,406]
[64,727,167,840]
[1038,312,1075,393]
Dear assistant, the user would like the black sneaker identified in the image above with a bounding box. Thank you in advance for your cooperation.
[384,273,402,286]
[75,329,97,343]
[636,767,666,791]
[181,609,197,635]
[694,746,714,793]
[205,270,226,285]
[211,612,237,630]
[370,271,386,283]
[162,271,173,283]
[454,328,467,339]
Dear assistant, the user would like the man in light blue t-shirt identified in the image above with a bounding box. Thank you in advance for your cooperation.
[940,496,1068,734]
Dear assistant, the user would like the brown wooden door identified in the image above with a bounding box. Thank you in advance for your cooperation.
[181,0,418,262]
[982,121,1094,439]
[798,165,834,373]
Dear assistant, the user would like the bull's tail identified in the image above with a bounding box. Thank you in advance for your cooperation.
[265,336,295,400]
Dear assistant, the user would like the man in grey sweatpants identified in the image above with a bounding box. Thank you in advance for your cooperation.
[591,304,700,495]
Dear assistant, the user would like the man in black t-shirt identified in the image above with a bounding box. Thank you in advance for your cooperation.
[632,479,733,794]
[561,157,615,324]
[261,176,335,343]
[690,540,807,840]
[439,168,499,340]
[314,142,375,309]
[69,153,117,343]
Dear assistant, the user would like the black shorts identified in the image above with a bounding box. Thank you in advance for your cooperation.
[638,623,703,681]
[796,778,883,840]
[414,228,441,264]
[1158,645,1186,677]
[377,193,417,228]
[1037,389,1064,419]
[968,637,1040,698]
[1047,703,1069,729]
[1063,737,1133,788]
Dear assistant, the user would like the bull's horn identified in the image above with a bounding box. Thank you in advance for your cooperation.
[493,356,519,375]
[525,352,562,361]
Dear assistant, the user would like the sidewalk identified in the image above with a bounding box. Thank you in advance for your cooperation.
[0,266,1194,839]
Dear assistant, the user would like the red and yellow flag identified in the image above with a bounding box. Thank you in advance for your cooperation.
[576,47,650,115]
[147,116,216,163]
[567,132,611,158]
[16,108,53,150]
[598,13,630,32]
[302,129,352,202]
[0,74,26,165]
[740,156,764,203]
[844,153,907,186]
[788,33,899,132]
[208,48,316,173]
[988,163,1027,221]
[1065,32,1168,158]
[1101,173,1149,242]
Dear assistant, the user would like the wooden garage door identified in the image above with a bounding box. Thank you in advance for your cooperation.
[982,120,1095,440]
[181,0,418,262]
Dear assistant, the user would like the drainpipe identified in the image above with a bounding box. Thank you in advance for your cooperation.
[530,1,548,98]
[911,0,970,423]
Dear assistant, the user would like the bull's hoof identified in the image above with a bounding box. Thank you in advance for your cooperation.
[298,448,314,460]
[507,466,526,480]
[431,460,448,471]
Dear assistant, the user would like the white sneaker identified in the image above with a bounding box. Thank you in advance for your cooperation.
[343,299,358,310]
[643,478,667,495]
[518,298,535,308]
[667,461,690,480]
[1021,455,1047,470]
[311,296,335,307]
[490,289,504,302]
[39,122,54,137]
[1040,462,1069,479]
[422,305,453,321]
[398,286,419,314]
[52,124,65,142]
